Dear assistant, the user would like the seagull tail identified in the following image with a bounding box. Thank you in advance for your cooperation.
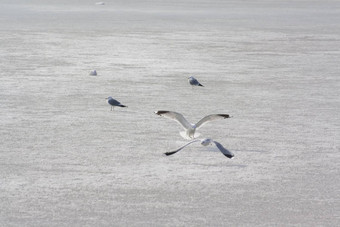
[180,131,192,140]
[118,104,127,108]
[198,83,204,87]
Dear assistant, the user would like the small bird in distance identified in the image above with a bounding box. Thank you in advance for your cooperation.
[188,76,204,87]
[106,96,127,111]
[89,70,97,76]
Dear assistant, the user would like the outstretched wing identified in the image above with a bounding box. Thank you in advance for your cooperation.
[213,141,234,159]
[164,139,200,156]
[195,114,231,129]
[154,110,192,130]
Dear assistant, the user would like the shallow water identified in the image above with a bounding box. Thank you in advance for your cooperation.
[0,0,339,226]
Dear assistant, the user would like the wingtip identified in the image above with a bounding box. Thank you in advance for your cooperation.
[224,154,234,159]
[219,114,231,119]
[164,151,177,156]
[155,110,169,115]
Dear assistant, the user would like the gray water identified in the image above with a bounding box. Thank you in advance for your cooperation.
[1,0,339,226]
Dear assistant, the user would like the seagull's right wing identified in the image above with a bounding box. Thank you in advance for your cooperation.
[213,141,234,159]
[154,111,192,130]
[164,139,200,156]
[195,114,231,129]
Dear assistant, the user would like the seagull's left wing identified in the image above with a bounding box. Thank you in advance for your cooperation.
[155,110,192,130]
[164,139,200,156]
[108,98,120,106]
[195,114,230,129]
[213,141,234,159]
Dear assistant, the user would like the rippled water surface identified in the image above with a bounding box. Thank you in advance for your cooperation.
[1,0,339,226]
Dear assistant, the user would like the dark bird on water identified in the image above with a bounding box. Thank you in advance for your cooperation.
[106,96,127,111]
[188,76,204,87]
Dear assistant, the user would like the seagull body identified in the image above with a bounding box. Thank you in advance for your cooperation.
[106,96,127,110]
[89,70,97,76]
[165,138,234,158]
[154,110,230,140]
[188,76,204,87]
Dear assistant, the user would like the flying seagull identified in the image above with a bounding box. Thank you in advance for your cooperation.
[154,110,231,139]
[106,96,127,110]
[188,76,204,87]
[165,138,234,158]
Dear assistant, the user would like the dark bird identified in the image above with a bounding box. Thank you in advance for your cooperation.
[188,76,204,87]
[106,96,127,111]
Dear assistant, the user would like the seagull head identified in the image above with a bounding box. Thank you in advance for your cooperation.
[201,138,212,146]
[106,96,112,100]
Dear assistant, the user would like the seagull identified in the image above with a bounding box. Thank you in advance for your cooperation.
[165,138,234,158]
[89,70,97,76]
[154,110,231,140]
[106,96,127,110]
[188,76,204,87]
